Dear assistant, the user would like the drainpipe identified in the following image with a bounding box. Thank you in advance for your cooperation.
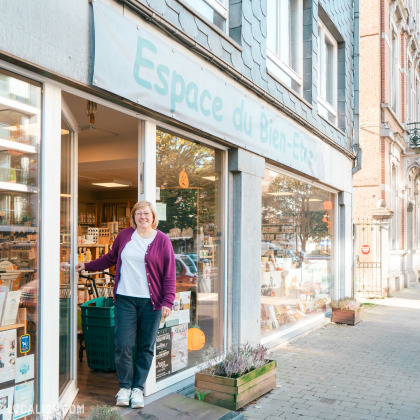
[352,0,362,175]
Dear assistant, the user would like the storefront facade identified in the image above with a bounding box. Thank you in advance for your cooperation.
[0,0,357,417]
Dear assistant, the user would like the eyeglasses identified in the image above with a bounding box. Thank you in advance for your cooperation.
[134,211,152,217]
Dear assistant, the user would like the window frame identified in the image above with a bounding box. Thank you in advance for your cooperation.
[266,0,304,94]
[181,0,228,33]
[416,72,420,123]
[317,19,338,124]
[203,0,227,19]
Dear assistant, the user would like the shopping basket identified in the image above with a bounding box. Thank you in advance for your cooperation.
[79,272,116,371]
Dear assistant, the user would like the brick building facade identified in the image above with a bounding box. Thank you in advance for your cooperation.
[355,0,420,295]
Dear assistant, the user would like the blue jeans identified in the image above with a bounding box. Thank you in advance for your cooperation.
[114,295,162,389]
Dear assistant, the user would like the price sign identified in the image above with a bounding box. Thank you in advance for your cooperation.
[361,245,370,255]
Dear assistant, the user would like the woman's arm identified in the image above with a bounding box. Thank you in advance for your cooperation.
[77,232,122,272]
[161,236,176,310]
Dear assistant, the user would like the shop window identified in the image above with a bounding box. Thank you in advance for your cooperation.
[318,19,338,125]
[182,0,227,32]
[267,0,303,94]
[0,69,41,416]
[155,130,224,379]
[261,169,335,338]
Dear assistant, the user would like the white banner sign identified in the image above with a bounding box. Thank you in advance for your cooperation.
[92,0,325,180]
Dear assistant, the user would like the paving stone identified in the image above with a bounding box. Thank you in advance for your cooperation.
[241,284,420,420]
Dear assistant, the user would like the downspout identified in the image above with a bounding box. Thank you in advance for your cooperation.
[352,0,361,300]
[352,0,362,175]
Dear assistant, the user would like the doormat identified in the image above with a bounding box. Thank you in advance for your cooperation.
[122,393,244,419]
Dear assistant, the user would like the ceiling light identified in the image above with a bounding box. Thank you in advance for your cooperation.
[92,182,130,188]
[266,192,293,196]
[309,198,322,202]
[60,193,71,198]
[61,129,70,135]
[202,176,217,181]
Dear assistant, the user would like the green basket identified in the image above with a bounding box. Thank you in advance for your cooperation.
[81,297,116,371]
[81,297,115,327]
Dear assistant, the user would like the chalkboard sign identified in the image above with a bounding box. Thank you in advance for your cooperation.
[156,327,171,379]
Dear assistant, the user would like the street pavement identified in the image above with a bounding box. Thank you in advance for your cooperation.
[240,284,420,420]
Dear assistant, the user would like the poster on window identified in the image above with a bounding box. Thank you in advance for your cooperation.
[178,292,190,325]
[164,295,180,328]
[155,327,171,379]
[15,354,34,383]
[0,386,14,420]
[13,381,34,419]
[0,329,17,384]
[171,323,188,373]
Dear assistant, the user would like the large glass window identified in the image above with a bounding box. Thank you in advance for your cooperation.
[0,69,41,418]
[267,0,303,94]
[261,169,335,338]
[155,130,224,379]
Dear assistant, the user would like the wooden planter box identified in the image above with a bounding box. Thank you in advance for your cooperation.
[194,360,276,410]
[331,307,364,325]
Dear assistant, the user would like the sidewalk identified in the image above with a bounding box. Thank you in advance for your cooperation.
[240,284,420,420]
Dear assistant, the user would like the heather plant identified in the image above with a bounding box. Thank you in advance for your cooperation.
[330,297,360,310]
[199,343,270,378]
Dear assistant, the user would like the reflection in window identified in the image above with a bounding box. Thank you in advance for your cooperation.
[261,169,334,338]
[155,130,223,379]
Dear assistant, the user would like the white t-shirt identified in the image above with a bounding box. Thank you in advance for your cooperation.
[117,230,155,298]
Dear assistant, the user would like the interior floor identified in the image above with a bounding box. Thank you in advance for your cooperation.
[71,354,129,418]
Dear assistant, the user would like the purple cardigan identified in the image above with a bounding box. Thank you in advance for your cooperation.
[84,228,176,311]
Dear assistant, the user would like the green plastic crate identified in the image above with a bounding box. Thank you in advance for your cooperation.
[81,297,115,327]
[81,297,116,371]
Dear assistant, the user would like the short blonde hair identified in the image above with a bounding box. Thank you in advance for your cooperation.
[130,200,159,229]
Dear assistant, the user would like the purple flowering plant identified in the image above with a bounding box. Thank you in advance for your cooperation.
[200,343,270,378]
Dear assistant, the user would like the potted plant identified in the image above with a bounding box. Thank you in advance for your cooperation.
[194,344,276,410]
[330,297,364,325]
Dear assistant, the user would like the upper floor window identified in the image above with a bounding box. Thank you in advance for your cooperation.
[407,61,416,123]
[267,0,303,95]
[390,30,399,115]
[183,0,227,32]
[416,74,420,122]
[318,20,338,125]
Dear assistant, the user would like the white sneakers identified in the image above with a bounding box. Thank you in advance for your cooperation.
[115,387,144,408]
[130,387,145,408]
[116,388,131,407]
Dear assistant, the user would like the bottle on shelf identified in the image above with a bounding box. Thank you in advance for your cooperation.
[85,248,91,262]
[78,248,84,263]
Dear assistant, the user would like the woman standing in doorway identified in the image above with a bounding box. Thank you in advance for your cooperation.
[75,200,176,408]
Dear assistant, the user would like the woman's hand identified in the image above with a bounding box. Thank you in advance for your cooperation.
[162,306,172,319]
[75,262,85,272]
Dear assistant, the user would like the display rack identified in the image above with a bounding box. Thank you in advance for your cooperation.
[0,307,27,334]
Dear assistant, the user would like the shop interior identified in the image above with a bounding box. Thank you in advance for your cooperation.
[59,91,224,407]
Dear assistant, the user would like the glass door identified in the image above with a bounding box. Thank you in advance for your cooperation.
[59,101,77,396]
